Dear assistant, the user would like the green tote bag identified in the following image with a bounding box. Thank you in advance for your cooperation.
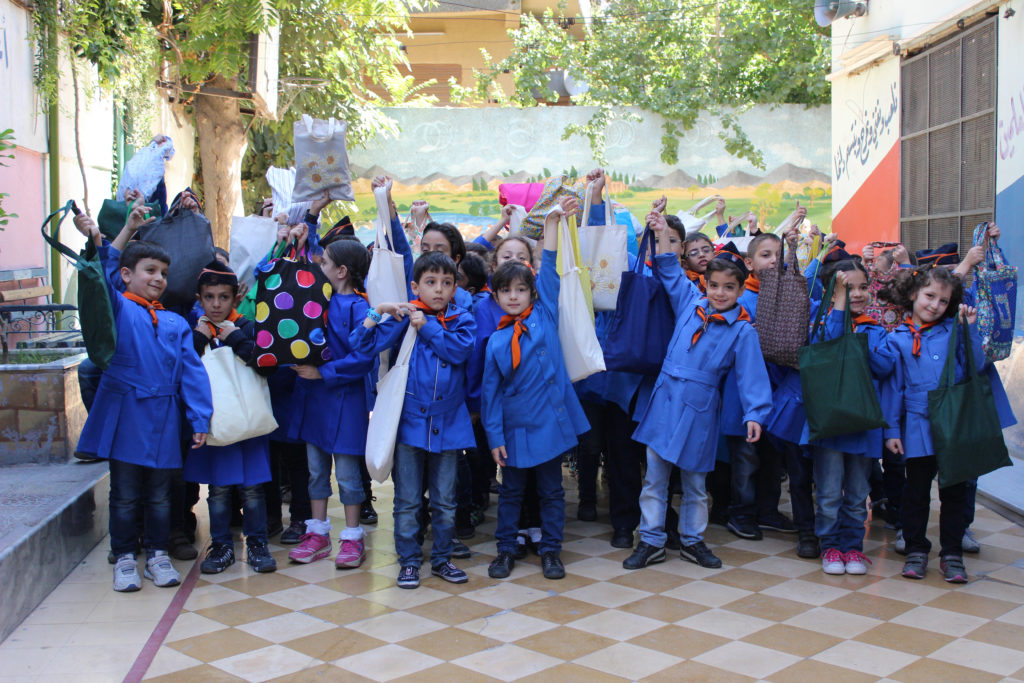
[96,198,161,241]
[928,317,1012,488]
[799,275,888,441]
[40,201,117,370]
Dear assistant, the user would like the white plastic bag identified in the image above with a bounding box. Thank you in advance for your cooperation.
[676,194,723,232]
[230,215,279,289]
[578,182,628,311]
[202,342,278,447]
[365,324,417,482]
[292,115,355,203]
[366,184,408,308]
[116,137,175,202]
[557,214,606,382]
[265,166,312,226]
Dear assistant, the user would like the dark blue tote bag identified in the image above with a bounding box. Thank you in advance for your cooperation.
[602,228,675,375]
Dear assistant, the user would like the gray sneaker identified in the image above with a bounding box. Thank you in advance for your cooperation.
[893,530,906,555]
[113,554,141,592]
[962,529,981,554]
[144,551,181,587]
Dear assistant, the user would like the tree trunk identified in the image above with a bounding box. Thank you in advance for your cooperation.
[192,75,247,248]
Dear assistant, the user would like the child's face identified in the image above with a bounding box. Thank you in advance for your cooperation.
[421,231,456,261]
[745,241,781,275]
[684,239,713,273]
[495,278,532,316]
[411,269,456,312]
[320,254,348,292]
[833,270,870,315]
[911,279,954,324]
[495,240,531,270]
[706,270,742,312]
[198,284,235,323]
[121,258,168,301]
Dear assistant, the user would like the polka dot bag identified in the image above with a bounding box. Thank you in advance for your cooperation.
[253,245,332,368]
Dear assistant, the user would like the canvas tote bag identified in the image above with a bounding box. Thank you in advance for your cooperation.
[365,324,418,482]
[292,115,355,203]
[366,184,409,308]
[578,181,628,311]
[230,215,280,290]
[557,212,606,382]
[201,332,278,446]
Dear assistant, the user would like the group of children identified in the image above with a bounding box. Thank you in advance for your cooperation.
[71,167,1012,594]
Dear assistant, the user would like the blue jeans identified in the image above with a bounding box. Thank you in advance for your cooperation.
[496,455,566,555]
[208,484,267,545]
[393,444,458,568]
[639,448,709,547]
[306,443,365,505]
[727,436,758,522]
[812,447,872,552]
[109,459,173,556]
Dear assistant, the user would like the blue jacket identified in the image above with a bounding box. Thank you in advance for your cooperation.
[633,254,772,471]
[482,250,590,467]
[76,244,212,469]
[719,287,760,436]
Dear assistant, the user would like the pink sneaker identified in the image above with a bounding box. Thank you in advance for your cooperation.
[821,548,845,575]
[335,538,366,569]
[843,550,872,575]
[288,533,331,564]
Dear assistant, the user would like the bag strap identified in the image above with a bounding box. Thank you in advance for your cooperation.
[373,185,393,251]
[636,226,658,275]
[811,274,838,343]
[39,200,85,267]
[558,215,578,276]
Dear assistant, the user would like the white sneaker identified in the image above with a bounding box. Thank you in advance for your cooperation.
[113,554,141,592]
[821,548,845,575]
[843,550,871,575]
[144,551,181,587]
[962,529,981,553]
[894,530,906,555]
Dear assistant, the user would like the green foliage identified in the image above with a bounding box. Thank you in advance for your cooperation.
[0,129,16,228]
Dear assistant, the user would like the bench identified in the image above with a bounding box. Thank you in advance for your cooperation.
[0,282,81,362]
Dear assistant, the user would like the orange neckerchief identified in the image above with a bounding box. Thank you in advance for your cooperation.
[354,290,369,303]
[685,269,707,293]
[744,274,760,293]
[480,283,492,295]
[692,305,750,347]
[904,315,941,357]
[496,304,534,371]
[122,292,165,330]
[852,314,877,332]
[410,299,460,330]
[203,309,242,338]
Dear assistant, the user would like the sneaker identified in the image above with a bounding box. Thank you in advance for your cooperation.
[513,532,529,560]
[962,529,981,554]
[623,541,667,570]
[940,555,968,583]
[757,512,797,533]
[727,518,763,540]
[893,530,907,555]
[168,531,198,561]
[469,507,486,527]
[360,497,378,524]
[541,552,566,580]
[797,531,820,559]
[335,538,366,569]
[144,551,181,587]
[821,548,845,575]
[288,532,331,564]
[397,565,420,589]
[901,552,928,579]
[488,551,516,579]
[280,521,306,545]
[665,527,682,550]
[451,540,472,559]
[843,550,871,575]
[680,541,722,569]
[201,543,236,574]
[247,539,277,573]
[112,554,141,592]
[577,502,597,522]
[431,561,469,584]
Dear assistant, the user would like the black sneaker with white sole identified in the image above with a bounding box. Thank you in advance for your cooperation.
[623,541,667,570]
[431,561,469,584]
[679,541,722,568]
[727,518,763,540]
[397,565,420,589]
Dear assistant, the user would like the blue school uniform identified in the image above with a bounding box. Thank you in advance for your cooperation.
[76,244,212,469]
[288,293,376,455]
[353,301,477,452]
[471,288,491,313]
[454,286,474,311]
[718,287,760,437]
[466,295,504,413]
[482,250,590,467]
[632,254,772,472]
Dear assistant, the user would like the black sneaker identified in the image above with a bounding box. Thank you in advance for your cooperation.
[577,502,597,522]
[758,512,797,533]
[397,565,420,589]
[623,541,667,570]
[514,532,530,560]
[797,531,820,559]
[168,531,198,561]
[246,539,277,573]
[360,497,378,524]
[610,528,634,549]
[451,540,472,559]
[201,543,235,574]
[666,527,682,550]
[280,521,306,545]
[431,561,469,584]
[469,507,486,527]
[680,541,722,568]
[488,551,516,578]
[541,552,566,580]
[727,518,763,540]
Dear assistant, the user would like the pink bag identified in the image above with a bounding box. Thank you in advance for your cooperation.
[499,183,545,211]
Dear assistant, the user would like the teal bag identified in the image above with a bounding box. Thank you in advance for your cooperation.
[96,199,161,241]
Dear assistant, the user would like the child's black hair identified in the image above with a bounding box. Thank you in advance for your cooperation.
[684,230,713,249]
[324,239,370,293]
[423,221,466,264]
[491,261,537,301]
[747,232,781,258]
[197,259,239,295]
[413,251,458,282]
[881,265,963,319]
[664,215,685,242]
[705,259,746,286]
[465,241,489,258]
[460,252,488,295]
[213,246,230,265]
[119,240,171,270]
[820,257,869,285]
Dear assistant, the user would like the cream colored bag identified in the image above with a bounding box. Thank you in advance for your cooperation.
[202,339,278,447]
[676,194,724,232]
[578,182,628,311]
[557,214,606,382]
[366,183,408,308]
[365,324,417,482]
[292,115,355,202]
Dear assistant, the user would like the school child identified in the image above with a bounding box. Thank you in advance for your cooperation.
[286,239,377,568]
[624,218,772,571]
[354,251,477,589]
[73,212,212,593]
[460,252,490,308]
[184,262,277,574]
[483,197,591,580]
[804,256,896,575]
[683,231,715,292]
[420,221,476,310]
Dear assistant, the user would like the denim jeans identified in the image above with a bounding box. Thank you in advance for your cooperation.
[727,436,758,522]
[639,448,709,547]
[306,443,365,505]
[209,484,268,545]
[812,447,872,552]
[109,459,173,556]
[496,455,565,555]
[393,444,458,568]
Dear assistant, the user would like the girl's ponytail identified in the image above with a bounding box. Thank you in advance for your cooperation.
[324,239,370,294]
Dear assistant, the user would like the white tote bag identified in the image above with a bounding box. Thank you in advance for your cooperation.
[366,184,409,308]
[365,324,417,482]
[578,182,628,311]
[229,215,279,289]
[292,115,355,203]
[676,194,724,232]
[202,342,278,447]
[265,166,312,226]
[557,214,606,383]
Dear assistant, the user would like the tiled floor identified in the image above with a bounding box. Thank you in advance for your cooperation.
[4,472,1024,682]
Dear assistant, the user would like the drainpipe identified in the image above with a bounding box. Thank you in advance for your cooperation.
[46,9,61,306]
